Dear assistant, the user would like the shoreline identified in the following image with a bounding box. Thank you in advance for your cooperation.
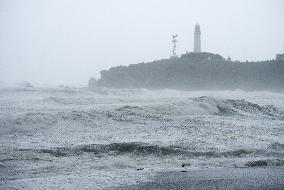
[110,167,284,190]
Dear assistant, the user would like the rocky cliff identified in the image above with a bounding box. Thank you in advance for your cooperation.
[95,52,284,91]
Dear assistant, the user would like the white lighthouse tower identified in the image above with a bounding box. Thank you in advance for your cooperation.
[193,24,201,53]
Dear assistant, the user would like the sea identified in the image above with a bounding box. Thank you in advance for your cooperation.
[1,86,284,189]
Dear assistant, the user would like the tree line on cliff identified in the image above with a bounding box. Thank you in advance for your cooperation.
[94,52,284,90]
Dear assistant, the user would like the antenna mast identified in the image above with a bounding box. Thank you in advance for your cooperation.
[172,34,178,57]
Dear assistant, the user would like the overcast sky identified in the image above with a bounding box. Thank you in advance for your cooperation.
[0,0,284,85]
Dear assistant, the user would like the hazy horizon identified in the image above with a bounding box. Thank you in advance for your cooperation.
[1,0,284,85]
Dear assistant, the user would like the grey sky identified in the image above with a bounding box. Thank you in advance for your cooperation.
[0,0,284,85]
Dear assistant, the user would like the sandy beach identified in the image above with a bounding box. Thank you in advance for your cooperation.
[111,168,284,190]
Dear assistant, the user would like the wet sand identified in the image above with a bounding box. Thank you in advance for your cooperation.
[110,168,284,190]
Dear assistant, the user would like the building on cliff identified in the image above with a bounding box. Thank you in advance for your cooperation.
[90,24,284,90]
[193,24,201,53]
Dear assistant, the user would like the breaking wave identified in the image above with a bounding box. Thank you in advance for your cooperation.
[42,97,71,104]
[1,96,283,130]
[110,96,283,119]
[245,159,284,167]
[0,112,57,129]
[191,96,283,117]
[8,142,283,159]
[267,142,284,151]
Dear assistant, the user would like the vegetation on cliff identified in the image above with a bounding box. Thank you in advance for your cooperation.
[96,52,284,90]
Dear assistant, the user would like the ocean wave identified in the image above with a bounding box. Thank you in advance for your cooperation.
[9,142,283,159]
[30,143,182,157]
[267,142,284,151]
[0,112,57,129]
[1,96,282,129]
[42,96,71,104]
[245,159,284,167]
[111,96,283,119]
[191,96,283,117]
[107,106,163,122]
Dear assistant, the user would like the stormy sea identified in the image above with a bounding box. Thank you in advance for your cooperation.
[1,86,284,189]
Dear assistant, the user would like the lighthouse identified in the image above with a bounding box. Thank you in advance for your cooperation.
[193,24,201,52]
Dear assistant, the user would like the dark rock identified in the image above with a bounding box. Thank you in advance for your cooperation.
[181,163,191,167]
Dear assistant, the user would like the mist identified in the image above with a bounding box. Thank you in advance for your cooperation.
[1,1,284,189]
[0,0,284,85]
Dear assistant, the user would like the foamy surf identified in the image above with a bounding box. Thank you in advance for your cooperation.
[0,87,284,189]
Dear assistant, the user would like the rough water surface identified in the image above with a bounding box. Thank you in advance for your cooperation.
[0,87,284,189]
